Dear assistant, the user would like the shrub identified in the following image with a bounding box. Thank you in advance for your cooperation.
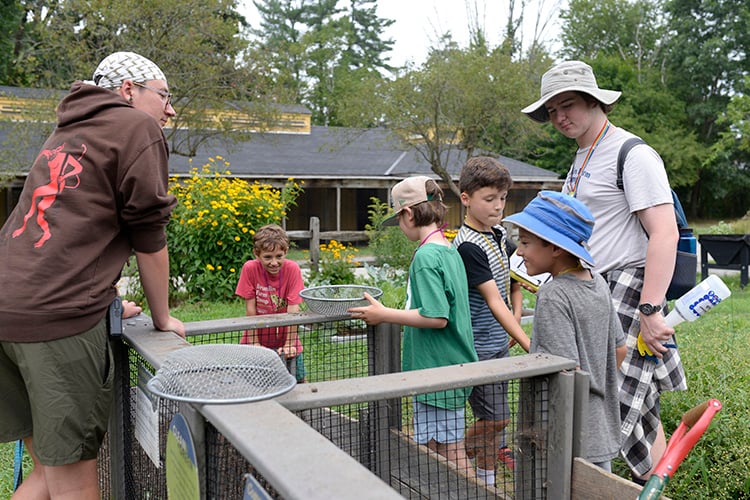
[365,196,417,270]
[167,157,302,302]
[308,240,359,285]
[704,220,737,234]
[359,263,407,309]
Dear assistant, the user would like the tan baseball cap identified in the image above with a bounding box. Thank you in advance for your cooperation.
[382,176,434,227]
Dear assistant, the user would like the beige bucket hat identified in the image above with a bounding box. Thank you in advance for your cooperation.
[521,60,621,123]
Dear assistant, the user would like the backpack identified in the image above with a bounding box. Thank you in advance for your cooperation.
[616,137,697,300]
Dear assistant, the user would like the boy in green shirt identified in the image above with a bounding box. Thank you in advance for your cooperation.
[350,176,478,475]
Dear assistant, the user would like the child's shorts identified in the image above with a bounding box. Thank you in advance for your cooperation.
[0,318,113,466]
[413,401,465,445]
[469,351,510,421]
[294,353,306,382]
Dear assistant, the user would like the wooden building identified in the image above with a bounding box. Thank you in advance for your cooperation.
[0,85,563,231]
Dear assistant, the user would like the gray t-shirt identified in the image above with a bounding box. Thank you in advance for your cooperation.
[531,272,626,462]
[562,125,673,274]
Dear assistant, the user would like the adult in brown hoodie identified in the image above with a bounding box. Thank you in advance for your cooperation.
[0,51,184,499]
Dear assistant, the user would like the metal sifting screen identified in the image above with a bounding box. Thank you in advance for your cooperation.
[300,284,383,316]
[146,344,296,404]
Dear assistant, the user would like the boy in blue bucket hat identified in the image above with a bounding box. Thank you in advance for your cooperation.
[504,191,627,472]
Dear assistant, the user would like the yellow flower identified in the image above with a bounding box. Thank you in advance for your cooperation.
[206,264,215,271]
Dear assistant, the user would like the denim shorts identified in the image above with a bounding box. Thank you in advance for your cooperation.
[0,318,114,466]
[413,401,466,445]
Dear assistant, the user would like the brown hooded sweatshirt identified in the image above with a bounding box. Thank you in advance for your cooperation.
[0,82,176,342]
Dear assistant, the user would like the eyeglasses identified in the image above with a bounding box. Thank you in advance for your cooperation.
[132,81,173,109]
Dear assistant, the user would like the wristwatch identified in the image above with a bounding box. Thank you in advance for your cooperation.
[638,303,662,316]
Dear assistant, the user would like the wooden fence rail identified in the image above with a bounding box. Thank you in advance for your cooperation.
[286,216,369,273]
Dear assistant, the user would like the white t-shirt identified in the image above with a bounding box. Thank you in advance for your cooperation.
[562,125,673,274]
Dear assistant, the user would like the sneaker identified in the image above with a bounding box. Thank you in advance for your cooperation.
[498,447,515,470]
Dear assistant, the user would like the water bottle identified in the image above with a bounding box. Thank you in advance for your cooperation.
[677,227,697,254]
[664,274,731,327]
[638,275,731,361]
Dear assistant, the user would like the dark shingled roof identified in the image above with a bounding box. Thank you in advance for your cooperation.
[0,83,560,183]
[169,126,561,183]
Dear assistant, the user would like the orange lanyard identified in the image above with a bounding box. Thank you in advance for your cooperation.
[568,121,610,197]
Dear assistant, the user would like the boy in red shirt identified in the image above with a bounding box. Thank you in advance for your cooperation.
[236,224,306,382]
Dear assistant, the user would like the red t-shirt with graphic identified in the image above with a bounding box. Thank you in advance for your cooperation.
[235,259,304,350]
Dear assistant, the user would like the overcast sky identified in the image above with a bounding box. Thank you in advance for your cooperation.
[240,0,565,67]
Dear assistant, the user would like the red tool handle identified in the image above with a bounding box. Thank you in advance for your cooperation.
[652,399,722,480]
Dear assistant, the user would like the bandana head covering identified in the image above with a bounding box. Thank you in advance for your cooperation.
[90,51,166,89]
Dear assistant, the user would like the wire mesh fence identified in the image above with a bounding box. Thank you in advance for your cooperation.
[98,313,569,499]
[187,318,373,382]
[293,382,540,499]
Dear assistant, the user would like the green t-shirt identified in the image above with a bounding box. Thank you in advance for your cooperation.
[402,243,477,409]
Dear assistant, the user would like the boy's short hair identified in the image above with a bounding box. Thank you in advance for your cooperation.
[253,224,290,254]
[382,176,447,227]
[459,156,513,195]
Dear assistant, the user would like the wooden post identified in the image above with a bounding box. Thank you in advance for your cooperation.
[572,370,590,459]
[107,338,129,499]
[309,216,320,274]
[547,371,575,499]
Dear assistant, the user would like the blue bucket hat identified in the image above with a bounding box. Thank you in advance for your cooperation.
[503,191,595,266]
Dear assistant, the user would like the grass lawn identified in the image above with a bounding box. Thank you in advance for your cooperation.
[2,272,749,498]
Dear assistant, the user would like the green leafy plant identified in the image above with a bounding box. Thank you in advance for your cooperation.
[365,196,417,270]
[359,263,407,309]
[704,220,737,234]
[703,217,750,234]
[167,157,303,302]
[308,240,359,285]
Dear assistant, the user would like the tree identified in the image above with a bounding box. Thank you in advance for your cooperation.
[0,0,23,85]
[249,0,311,104]
[246,0,395,126]
[301,0,346,125]
[701,76,750,217]
[0,1,65,87]
[0,0,267,158]
[559,0,669,79]
[341,0,394,71]
[369,43,540,197]
[664,0,750,144]
[663,0,750,216]
[323,0,395,126]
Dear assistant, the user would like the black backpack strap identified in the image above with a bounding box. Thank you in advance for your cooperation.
[616,137,647,190]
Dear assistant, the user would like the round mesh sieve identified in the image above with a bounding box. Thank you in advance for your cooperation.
[146,344,297,404]
[299,285,383,316]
